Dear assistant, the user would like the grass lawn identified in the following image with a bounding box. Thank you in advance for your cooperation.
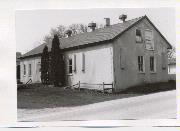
[18,81,176,109]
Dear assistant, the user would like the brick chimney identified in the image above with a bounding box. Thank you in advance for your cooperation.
[104,18,110,27]
[88,22,96,31]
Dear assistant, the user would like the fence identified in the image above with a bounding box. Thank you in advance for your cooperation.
[65,81,114,93]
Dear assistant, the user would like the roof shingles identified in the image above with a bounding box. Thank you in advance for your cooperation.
[20,15,171,59]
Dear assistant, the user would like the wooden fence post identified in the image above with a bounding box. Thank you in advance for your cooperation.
[78,81,80,91]
[102,82,105,93]
[112,82,114,93]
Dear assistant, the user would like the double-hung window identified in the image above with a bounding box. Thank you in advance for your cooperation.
[28,64,32,76]
[68,58,73,74]
[73,54,76,72]
[150,56,156,72]
[136,29,142,43]
[23,64,26,76]
[82,53,85,72]
[138,56,144,72]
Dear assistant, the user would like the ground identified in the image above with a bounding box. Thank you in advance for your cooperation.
[17,82,176,121]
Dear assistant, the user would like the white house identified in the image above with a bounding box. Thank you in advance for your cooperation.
[19,15,172,92]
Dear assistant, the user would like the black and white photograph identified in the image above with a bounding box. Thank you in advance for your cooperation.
[16,8,176,122]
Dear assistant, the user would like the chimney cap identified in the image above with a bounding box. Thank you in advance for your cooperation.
[119,14,127,22]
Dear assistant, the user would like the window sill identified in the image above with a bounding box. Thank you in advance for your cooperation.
[150,72,156,74]
[145,48,155,51]
[28,75,32,77]
[67,74,73,76]
[23,75,26,77]
[136,41,143,43]
[138,72,145,74]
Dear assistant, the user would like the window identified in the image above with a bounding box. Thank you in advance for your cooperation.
[82,53,85,72]
[73,54,76,72]
[136,29,142,42]
[28,64,32,76]
[68,58,72,74]
[145,30,154,50]
[120,48,125,69]
[138,56,144,72]
[23,64,26,75]
[162,52,166,69]
[36,63,41,74]
[150,56,156,72]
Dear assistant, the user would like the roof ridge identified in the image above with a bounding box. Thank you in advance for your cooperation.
[21,15,145,58]
[60,15,145,40]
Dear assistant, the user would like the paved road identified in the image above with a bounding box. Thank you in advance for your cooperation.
[18,90,176,121]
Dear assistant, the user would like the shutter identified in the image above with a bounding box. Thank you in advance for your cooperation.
[162,52,166,69]
[73,54,76,72]
[120,48,125,69]
[82,53,85,72]
[145,30,154,50]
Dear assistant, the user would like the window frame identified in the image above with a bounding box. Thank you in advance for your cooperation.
[23,64,26,76]
[150,56,156,73]
[36,62,41,74]
[135,28,143,43]
[73,54,77,73]
[82,53,85,72]
[138,56,145,73]
[28,64,32,76]
[68,58,73,74]
[145,29,154,50]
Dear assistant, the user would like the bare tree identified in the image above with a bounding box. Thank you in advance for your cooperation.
[56,25,66,38]
[68,23,88,35]
[69,24,79,35]
[50,28,59,38]
[168,46,176,59]
[97,23,105,29]
[79,24,88,33]
[43,35,52,44]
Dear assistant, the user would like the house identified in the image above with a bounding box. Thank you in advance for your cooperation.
[19,15,172,92]
[16,52,22,83]
[168,58,176,74]
[168,58,176,81]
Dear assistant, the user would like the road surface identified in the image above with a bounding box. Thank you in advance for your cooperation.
[18,90,176,121]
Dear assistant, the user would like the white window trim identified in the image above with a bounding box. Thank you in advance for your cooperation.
[145,29,154,51]
[36,62,41,74]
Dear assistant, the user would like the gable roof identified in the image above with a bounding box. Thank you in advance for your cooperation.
[20,15,172,59]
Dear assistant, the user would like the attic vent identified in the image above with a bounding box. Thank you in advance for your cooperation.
[119,14,127,22]
[88,22,96,31]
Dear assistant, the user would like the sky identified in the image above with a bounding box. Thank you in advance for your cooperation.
[16,8,175,54]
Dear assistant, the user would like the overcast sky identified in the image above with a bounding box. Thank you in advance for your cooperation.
[16,8,175,54]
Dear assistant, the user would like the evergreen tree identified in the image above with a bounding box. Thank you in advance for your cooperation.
[50,34,65,86]
[41,45,49,84]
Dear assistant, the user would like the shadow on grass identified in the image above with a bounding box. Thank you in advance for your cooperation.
[17,81,176,109]
[119,80,176,94]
